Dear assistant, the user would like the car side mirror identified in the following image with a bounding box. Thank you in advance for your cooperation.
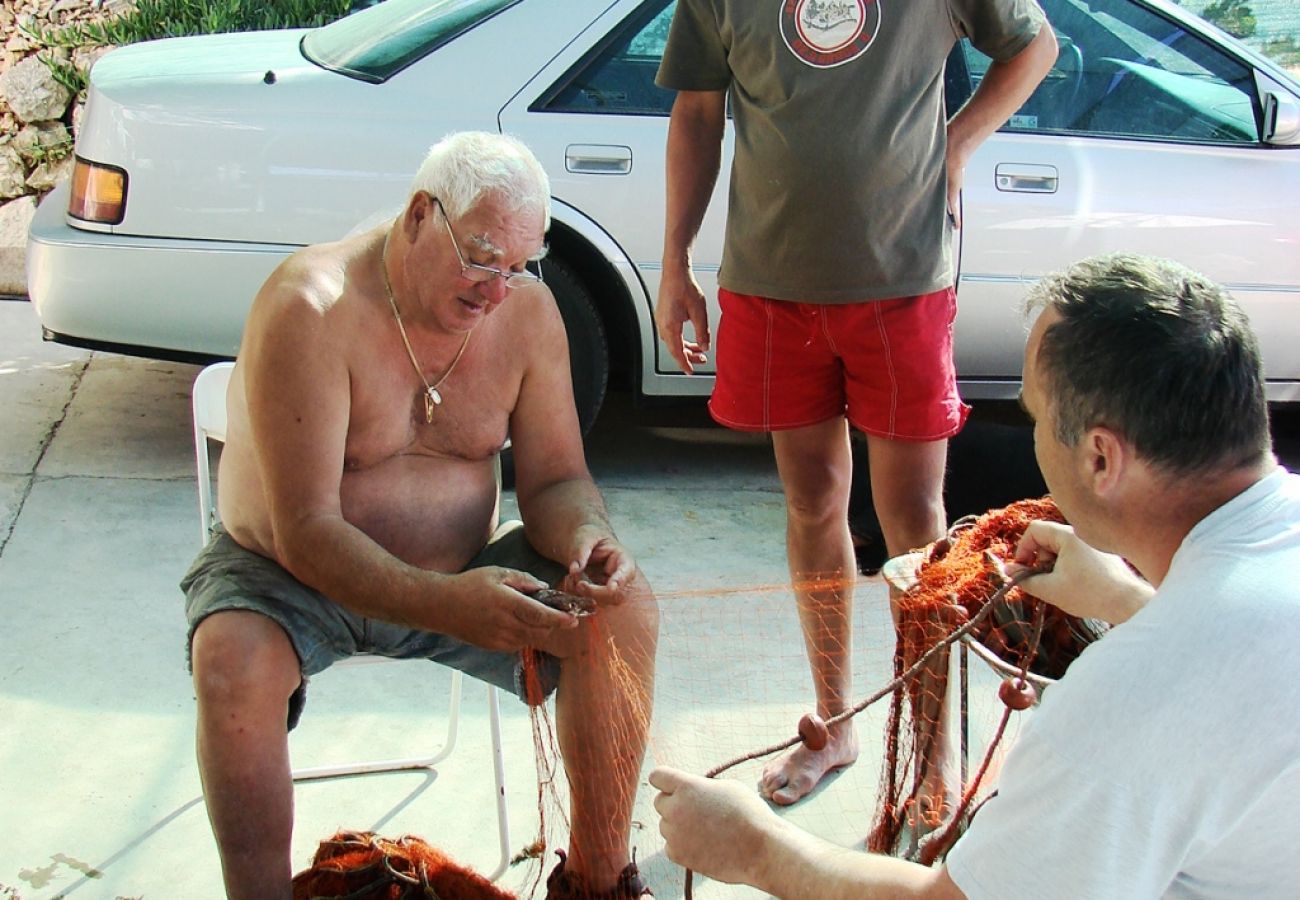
[1264,90,1300,145]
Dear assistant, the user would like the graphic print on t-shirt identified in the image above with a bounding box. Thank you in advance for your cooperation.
[779,0,881,68]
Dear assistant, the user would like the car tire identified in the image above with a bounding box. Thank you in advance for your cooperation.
[501,257,609,489]
[545,256,609,436]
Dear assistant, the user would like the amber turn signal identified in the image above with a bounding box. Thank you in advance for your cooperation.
[69,156,127,225]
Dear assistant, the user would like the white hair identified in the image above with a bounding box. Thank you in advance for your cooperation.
[411,131,551,230]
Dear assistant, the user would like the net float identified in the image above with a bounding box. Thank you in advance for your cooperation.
[797,713,829,751]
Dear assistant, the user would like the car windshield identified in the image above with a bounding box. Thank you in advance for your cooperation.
[302,0,521,83]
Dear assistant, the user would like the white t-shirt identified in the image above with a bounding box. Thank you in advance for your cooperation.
[947,468,1300,899]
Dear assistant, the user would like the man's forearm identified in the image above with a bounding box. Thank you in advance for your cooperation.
[662,91,726,273]
[273,513,452,629]
[947,25,1058,165]
[753,821,965,900]
[518,477,616,567]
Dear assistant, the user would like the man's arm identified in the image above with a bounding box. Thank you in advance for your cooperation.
[656,88,727,374]
[650,768,966,900]
[239,256,576,650]
[510,288,635,601]
[945,25,1058,226]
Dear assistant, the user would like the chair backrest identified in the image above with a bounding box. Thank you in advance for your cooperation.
[193,361,236,547]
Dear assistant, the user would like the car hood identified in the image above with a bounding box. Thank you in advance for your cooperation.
[75,29,508,245]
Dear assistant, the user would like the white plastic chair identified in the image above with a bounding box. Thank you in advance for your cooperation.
[191,361,512,880]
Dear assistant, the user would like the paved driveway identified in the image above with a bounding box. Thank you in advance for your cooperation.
[0,297,909,899]
[5,294,1293,899]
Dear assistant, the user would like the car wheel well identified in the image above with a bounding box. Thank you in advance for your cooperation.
[545,220,641,394]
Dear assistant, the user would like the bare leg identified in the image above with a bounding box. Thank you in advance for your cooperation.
[866,435,953,830]
[191,611,302,900]
[759,418,860,805]
[546,573,658,889]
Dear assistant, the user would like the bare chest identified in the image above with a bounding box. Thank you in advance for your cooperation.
[342,351,515,471]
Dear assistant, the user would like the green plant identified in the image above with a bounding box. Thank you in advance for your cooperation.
[26,134,75,167]
[36,54,89,101]
[1201,0,1258,39]
[26,0,353,50]
[1261,35,1300,69]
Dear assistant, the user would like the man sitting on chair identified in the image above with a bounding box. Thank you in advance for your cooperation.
[182,131,657,900]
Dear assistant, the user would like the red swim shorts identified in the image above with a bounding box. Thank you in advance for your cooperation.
[708,287,969,441]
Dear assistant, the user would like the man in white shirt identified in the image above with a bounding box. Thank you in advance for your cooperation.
[650,253,1300,899]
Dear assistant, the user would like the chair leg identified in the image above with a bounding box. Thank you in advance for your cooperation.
[291,670,464,782]
[289,672,513,883]
[485,684,512,882]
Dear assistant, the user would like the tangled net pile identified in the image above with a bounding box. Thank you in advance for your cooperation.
[291,830,516,899]
[868,496,1108,864]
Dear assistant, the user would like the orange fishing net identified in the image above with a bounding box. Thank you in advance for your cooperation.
[868,496,1107,864]
[292,591,653,899]
[291,830,514,899]
[292,498,1107,896]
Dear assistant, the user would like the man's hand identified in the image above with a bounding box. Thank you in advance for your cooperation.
[650,767,776,885]
[944,25,1058,232]
[652,767,969,899]
[655,268,711,374]
[438,567,580,651]
[562,526,637,604]
[944,146,966,230]
[1011,521,1154,624]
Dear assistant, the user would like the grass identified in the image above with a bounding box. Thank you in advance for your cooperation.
[29,0,353,47]
[22,0,355,107]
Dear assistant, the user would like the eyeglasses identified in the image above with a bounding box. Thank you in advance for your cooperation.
[434,197,544,289]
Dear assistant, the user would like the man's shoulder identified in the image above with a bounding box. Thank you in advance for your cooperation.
[250,238,364,325]
[494,281,566,346]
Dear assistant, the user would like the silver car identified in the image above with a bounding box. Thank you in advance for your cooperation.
[28,0,1300,431]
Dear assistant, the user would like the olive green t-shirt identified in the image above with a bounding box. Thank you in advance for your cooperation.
[657,0,1046,303]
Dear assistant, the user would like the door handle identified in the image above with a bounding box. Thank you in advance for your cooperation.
[565,144,632,175]
[995,163,1058,193]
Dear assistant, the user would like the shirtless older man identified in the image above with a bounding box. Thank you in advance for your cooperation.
[182,132,657,900]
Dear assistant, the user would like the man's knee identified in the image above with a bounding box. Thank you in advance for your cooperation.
[191,610,300,710]
[785,482,852,529]
[781,455,853,524]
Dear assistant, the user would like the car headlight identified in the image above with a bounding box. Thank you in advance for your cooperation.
[69,156,128,225]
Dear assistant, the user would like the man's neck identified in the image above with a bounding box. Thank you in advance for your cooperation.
[1124,457,1277,586]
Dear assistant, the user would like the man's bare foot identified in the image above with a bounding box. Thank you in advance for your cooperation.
[758,722,858,805]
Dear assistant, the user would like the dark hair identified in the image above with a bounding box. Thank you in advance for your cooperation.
[1026,253,1270,476]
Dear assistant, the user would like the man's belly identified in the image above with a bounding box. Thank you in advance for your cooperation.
[219,447,500,574]
[339,455,500,571]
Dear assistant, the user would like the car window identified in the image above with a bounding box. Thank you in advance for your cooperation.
[965,0,1260,143]
[302,0,522,84]
[535,0,677,116]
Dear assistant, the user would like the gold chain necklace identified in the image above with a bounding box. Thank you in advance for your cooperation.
[381,234,471,424]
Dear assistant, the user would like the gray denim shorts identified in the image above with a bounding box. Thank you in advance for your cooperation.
[181,520,565,729]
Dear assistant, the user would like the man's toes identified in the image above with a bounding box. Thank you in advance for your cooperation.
[769,782,807,806]
[757,770,788,799]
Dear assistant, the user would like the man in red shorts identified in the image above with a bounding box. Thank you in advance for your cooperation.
[654,0,1056,814]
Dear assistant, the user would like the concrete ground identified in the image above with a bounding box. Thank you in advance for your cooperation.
[0,296,939,899]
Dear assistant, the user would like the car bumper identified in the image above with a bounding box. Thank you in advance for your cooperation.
[28,181,297,360]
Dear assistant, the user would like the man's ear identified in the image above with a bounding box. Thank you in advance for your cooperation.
[402,191,433,240]
[1081,426,1129,498]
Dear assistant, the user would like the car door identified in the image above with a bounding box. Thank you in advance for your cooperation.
[500,0,730,400]
[953,0,1300,398]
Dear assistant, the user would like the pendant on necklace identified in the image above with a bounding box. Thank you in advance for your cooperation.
[423,388,442,424]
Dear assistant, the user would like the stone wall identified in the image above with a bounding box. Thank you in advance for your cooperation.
[0,0,130,292]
